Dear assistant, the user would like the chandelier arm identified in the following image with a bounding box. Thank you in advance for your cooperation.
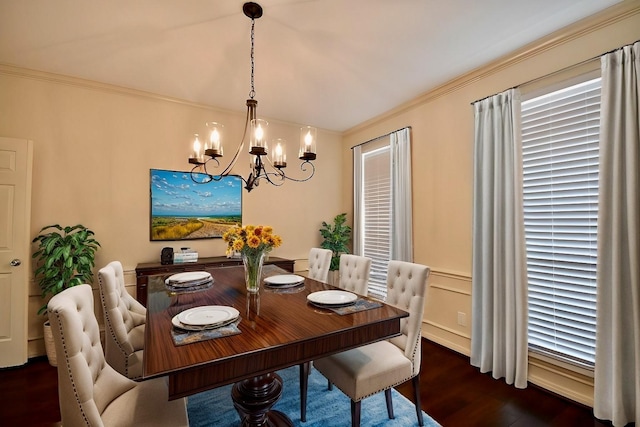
[259,157,286,187]
[190,166,211,184]
[278,161,316,183]
[195,162,252,188]
[216,105,251,177]
[190,158,225,183]
[257,156,314,184]
[258,171,286,187]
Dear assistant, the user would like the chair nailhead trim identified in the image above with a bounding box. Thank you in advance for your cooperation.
[53,310,92,426]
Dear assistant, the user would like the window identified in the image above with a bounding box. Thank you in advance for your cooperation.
[353,127,412,300]
[360,144,392,298]
[521,77,601,367]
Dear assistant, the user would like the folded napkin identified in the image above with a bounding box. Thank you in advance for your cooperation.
[165,280,213,294]
[171,319,242,346]
[263,283,306,294]
[324,298,383,315]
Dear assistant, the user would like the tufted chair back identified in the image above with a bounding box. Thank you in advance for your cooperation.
[98,261,146,379]
[338,254,372,296]
[48,284,138,426]
[308,247,332,283]
[48,284,189,427]
[385,260,430,376]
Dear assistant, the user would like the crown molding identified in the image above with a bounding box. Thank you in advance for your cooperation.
[0,62,229,112]
[344,0,640,136]
[0,62,339,133]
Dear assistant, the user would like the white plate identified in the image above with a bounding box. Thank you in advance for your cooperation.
[167,278,213,288]
[177,305,239,326]
[166,271,212,284]
[171,314,237,331]
[264,274,305,286]
[307,290,357,306]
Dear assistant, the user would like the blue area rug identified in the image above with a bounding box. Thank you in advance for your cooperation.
[187,365,441,426]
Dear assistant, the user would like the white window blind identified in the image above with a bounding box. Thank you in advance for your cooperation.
[521,77,601,366]
[362,145,391,299]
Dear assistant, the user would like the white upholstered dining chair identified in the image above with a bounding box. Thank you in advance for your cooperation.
[337,254,372,296]
[98,261,146,379]
[47,284,189,427]
[299,253,372,421]
[307,247,332,283]
[304,260,430,427]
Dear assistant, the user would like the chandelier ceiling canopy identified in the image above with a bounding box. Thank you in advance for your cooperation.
[188,2,317,192]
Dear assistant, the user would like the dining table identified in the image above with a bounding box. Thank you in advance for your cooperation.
[143,264,408,426]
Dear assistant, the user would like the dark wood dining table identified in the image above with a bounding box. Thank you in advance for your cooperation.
[143,264,408,426]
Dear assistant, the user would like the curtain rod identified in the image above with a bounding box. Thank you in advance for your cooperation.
[350,126,411,149]
[470,39,640,105]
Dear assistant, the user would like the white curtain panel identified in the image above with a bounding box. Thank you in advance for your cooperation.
[390,128,413,262]
[352,144,363,255]
[471,89,528,389]
[594,41,640,427]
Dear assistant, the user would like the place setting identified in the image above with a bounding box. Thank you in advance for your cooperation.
[307,290,383,315]
[164,271,214,294]
[171,305,242,345]
[262,274,306,293]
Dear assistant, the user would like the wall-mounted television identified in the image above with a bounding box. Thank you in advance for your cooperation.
[150,169,242,241]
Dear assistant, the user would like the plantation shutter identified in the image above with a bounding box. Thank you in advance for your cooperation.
[521,77,600,366]
[362,145,392,299]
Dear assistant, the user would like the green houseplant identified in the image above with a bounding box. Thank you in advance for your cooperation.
[319,213,352,272]
[32,224,101,313]
[32,224,100,366]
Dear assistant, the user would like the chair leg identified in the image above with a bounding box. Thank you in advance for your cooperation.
[350,400,361,427]
[327,379,333,390]
[412,374,424,426]
[385,388,394,419]
[300,363,310,422]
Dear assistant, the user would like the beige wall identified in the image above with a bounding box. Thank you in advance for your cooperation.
[3,0,639,408]
[0,66,343,357]
[341,1,640,408]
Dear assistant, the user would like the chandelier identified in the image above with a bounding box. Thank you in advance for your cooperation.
[188,2,317,192]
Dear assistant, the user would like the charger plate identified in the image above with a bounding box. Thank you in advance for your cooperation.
[177,305,239,327]
[166,271,213,288]
[264,274,305,286]
[307,290,357,306]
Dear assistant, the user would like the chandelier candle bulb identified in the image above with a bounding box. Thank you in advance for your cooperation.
[189,134,205,165]
[273,139,287,168]
[205,122,223,157]
[299,126,317,160]
[250,119,268,155]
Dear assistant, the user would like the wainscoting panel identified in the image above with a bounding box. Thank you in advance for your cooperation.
[422,269,472,356]
[528,354,594,407]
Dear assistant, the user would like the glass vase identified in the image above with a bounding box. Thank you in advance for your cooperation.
[242,251,265,293]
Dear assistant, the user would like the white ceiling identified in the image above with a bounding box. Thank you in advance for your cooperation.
[0,0,621,132]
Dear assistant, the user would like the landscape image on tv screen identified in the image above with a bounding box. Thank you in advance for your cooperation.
[150,169,242,241]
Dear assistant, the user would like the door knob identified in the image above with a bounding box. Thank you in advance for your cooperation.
[10,259,21,267]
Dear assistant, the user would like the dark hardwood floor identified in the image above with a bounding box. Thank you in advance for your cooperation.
[0,339,617,427]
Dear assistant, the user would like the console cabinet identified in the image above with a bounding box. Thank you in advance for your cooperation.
[135,256,295,306]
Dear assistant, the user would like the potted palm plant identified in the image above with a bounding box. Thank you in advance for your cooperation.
[319,213,352,285]
[32,224,100,365]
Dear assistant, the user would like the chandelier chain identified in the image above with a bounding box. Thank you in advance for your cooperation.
[249,18,256,99]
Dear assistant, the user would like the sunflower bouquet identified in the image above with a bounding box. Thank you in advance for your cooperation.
[223,225,282,293]
[222,225,283,257]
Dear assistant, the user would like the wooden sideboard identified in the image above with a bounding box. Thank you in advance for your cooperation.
[135,256,295,306]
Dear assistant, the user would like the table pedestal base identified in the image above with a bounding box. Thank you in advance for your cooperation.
[232,372,293,427]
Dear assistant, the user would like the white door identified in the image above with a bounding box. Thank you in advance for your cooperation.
[0,137,33,367]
